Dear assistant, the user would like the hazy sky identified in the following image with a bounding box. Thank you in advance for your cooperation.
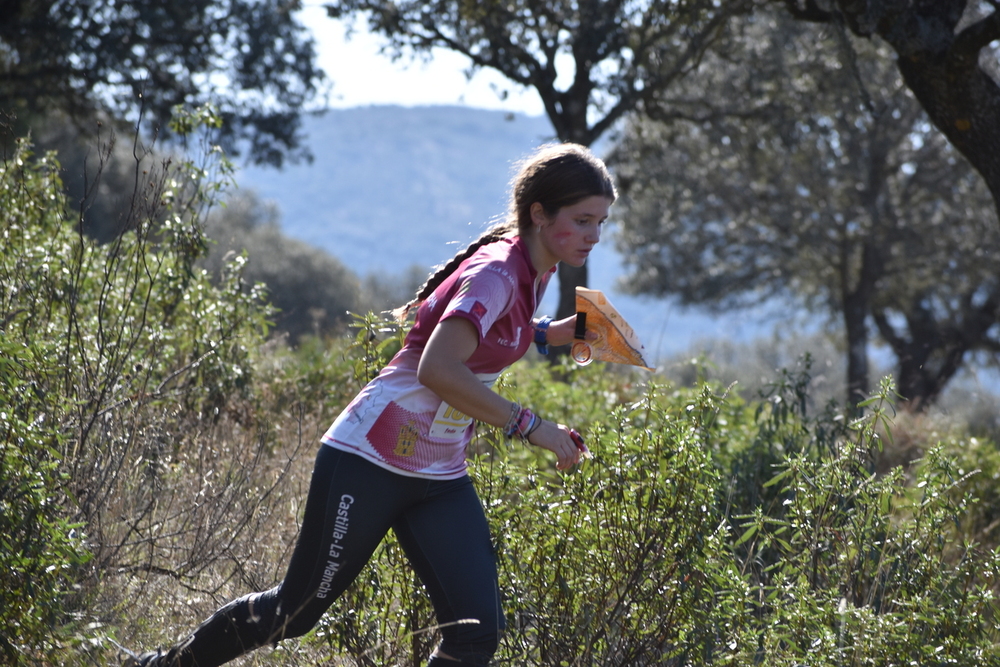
[300,6,547,116]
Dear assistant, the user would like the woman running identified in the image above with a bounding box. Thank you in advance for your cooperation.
[128,142,616,667]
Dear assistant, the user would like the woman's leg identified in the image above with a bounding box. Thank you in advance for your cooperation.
[392,476,505,667]
[133,448,418,667]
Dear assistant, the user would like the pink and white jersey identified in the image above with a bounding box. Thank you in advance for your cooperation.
[322,236,554,479]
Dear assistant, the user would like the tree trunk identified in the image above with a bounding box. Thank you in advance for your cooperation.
[546,120,597,333]
[843,292,870,410]
[879,316,966,413]
[555,262,586,321]
[874,284,1000,412]
[840,237,883,411]
[890,5,1000,221]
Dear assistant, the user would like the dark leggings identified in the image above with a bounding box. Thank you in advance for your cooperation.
[164,446,504,667]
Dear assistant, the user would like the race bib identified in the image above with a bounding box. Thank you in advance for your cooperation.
[428,371,502,440]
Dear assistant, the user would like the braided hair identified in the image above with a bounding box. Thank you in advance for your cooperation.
[393,143,616,321]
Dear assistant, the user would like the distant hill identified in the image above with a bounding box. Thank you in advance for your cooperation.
[236,105,554,275]
[235,105,770,361]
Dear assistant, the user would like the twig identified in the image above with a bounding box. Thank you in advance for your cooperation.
[96,347,220,417]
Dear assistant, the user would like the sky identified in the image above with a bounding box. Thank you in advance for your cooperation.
[299,6,547,116]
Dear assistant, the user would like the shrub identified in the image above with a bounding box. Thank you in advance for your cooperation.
[301,320,1000,666]
[0,336,92,662]
[722,376,1000,665]
[1,109,277,663]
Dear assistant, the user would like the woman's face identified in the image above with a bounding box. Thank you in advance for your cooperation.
[531,195,612,268]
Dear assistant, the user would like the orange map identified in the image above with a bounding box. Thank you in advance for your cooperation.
[571,287,653,371]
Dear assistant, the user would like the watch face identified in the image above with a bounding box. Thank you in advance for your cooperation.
[571,341,593,366]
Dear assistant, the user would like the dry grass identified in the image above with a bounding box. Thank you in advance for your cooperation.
[81,387,353,666]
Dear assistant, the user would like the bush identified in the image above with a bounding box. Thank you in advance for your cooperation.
[0,336,91,662]
[304,325,1000,665]
[1,142,99,662]
[1,109,277,663]
[724,376,1000,665]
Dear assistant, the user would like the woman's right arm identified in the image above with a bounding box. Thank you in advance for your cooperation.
[417,318,582,470]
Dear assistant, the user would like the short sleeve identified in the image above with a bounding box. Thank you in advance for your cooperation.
[440,262,516,340]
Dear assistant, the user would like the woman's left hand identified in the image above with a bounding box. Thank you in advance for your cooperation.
[544,314,598,348]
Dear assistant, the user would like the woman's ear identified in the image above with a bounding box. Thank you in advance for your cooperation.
[529,202,548,229]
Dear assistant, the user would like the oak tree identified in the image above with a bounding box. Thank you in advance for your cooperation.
[779,0,1000,224]
[611,7,1000,409]
[1,0,325,166]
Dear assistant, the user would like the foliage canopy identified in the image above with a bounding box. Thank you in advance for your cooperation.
[610,7,1000,410]
[0,0,325,166]
[778,0,1000,220]
[200,189,361,343]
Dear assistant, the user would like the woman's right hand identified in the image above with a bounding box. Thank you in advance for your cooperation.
[526,419,584,470]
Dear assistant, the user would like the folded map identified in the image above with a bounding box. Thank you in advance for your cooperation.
[571,287,654,370]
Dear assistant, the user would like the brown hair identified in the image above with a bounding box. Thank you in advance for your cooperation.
[393,143,616,321]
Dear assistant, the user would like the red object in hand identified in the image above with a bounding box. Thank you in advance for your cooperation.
[569,429,590,457]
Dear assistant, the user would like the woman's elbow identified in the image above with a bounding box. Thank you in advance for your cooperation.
[416,361,432,388]
[416,359,444,393]
[418,318,479,393]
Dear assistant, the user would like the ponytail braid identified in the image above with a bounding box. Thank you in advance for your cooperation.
[392,220,516,322]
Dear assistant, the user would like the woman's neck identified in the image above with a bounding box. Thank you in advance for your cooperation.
[522,231,558,275]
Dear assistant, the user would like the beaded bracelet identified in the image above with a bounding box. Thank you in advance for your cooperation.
[503,406,541,441]
[502,402,521,437]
